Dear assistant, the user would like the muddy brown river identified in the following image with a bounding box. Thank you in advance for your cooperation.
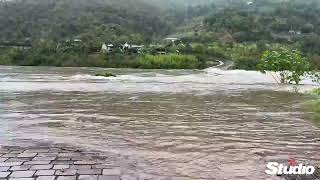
[0,66,319,179]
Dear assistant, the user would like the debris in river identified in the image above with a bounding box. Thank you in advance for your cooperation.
[95,72,116,77]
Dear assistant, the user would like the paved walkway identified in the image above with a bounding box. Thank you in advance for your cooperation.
[0,146,132,180]
[1,146,319,180]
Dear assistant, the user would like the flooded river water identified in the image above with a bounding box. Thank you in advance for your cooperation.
[0,66,319,179]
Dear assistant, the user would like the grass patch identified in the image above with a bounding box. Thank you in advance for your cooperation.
[136,54,200,69]
[312,88,320,96]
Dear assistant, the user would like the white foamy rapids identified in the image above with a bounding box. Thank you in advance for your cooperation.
[0,67,318,93]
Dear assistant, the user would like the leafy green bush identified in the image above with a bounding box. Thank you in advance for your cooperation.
[136,54,200,69]
[259,48,312,84]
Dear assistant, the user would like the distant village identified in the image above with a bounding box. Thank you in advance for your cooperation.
[100,37,181,55]
[0,37,182,55]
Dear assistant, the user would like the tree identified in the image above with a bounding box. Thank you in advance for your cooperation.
[301,23,314,33]
[259,48,313,84]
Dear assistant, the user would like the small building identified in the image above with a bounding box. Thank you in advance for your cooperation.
[164,38,180,43]
[247,1,254,5]
[131,45,144,53]
[288,30,302,35]
[101,43,108,53]
[73,39,82,43]
[122,42,130,50]
[101,43,114,53]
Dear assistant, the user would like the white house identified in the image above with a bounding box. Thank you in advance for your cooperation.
[122,42,130,49]
[247,1,254,5]
[101,43,114,53]
[164,38,179,43]
[101,43,108,53]
[131,45,144,53]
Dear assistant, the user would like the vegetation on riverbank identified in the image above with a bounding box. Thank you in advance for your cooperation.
[1,0,320,70]
[307,88,320,124]
[135,54,199,69]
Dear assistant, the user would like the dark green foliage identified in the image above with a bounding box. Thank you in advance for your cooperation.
[301,24,314,34]
[233,58,260,70]
[313,88,320,96]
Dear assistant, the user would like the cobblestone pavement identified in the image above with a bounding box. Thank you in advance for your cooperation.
[0,146,135,180]
[2,146,318,180]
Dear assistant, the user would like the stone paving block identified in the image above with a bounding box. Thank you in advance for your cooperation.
[102,169,121,176]
[92,165,114,169]
[10,150,24,154]
[32,157,56,161]
[35,170,55,176]
[0,171,10,178]
[2,154,18,158]
[58,153,81,157]
[9,178,35,180]
[70,165,91,170]
[30,165,53,170]
[120,175,138,180]
[0,167,10,172]
[56,158,71,161]
[10,165,31,171]
[17,153,37,158]
[0,158,8,162]
[55,169,77,176]
[52,165,70,170]
[0,150,9,154]
[51,161,74,165]
[10,171,35,178]
[36,176,55,180]
[37,153,58,157]
[71,157,92,161]
[0,162,23,167]
[56,176,76,180]
[74,161,96,165]
[98,175,120,180]
[77,169,102,175]
[79,175,99,180]
[24,161,51,165]
[24,150,49,153]
[6,158,32,162]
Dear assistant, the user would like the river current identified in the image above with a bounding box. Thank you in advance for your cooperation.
[0,66,319,179]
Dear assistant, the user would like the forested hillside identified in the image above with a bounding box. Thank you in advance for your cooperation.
[1,0,320,69]
[177,0,320,68]
[0,0,180,44]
